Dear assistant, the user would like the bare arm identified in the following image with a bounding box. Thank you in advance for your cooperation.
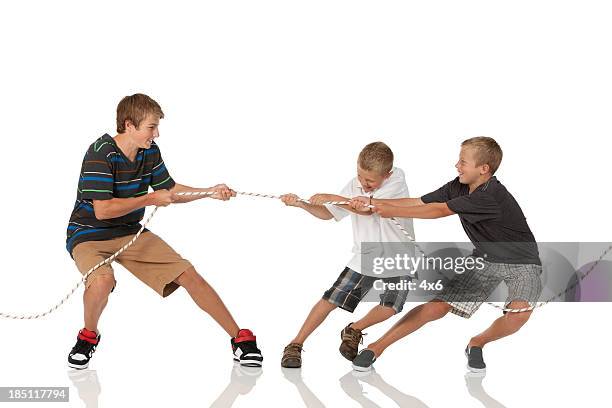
[169,183,234,203]
[92,191,172,220]
[309,194,375,216]
[92,181,235,219]
[373,202,455,219]
[296,201,335,220]
[371,197,424,207]
[279,193,335,220]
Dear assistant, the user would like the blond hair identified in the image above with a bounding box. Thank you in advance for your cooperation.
[358,142,394,174]
[461,137,503,175]
[116,93,164,133]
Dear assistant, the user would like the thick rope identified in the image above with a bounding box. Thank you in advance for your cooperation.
[0,191,609,319]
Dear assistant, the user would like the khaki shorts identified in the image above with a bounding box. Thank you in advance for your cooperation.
[72,231,193,297]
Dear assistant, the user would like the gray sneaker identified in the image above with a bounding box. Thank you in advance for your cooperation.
[465,346,486,373]
[352,349,376,372]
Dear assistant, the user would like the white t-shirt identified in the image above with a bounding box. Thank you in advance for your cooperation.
[324,167,416,274]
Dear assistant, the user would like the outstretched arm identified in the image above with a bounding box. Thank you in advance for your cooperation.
[372,202,454,219]
[373,197,424,207]
[349,196,424,215]
[279,193,334,220]
[169,183,235,203]
[280,193,374,220]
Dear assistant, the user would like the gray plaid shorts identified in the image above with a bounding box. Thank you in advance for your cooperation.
[435,260,543,318]
[322,267,411,313]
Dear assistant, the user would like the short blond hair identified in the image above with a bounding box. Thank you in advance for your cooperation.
[116,93,164,133]
[358,142,394,174]
[461,137,503,175]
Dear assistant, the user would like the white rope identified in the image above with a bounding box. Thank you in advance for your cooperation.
[0,190,609,319]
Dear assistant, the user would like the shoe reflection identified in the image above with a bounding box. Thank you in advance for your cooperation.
[465,372,507,408]
[67,369,101,408]
[210,363,263,407]
[340,369,430,408]
[281,367,326,408]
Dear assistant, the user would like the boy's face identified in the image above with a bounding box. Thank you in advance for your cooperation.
[357,166,391,193]
[455,146,488,184]
[125,113,160,149]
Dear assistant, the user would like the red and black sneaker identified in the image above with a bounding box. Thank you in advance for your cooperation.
[68,328,100,370]
[231,329,263,367]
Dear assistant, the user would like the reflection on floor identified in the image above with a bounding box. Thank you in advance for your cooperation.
[210,364,263,407]
[465,372,507,408]
[340,369,430,408]
[67,369,101,408]
[66,363,506,407]
[281,367,326,407]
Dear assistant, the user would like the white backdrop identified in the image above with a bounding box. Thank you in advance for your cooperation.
[1,1,610,407]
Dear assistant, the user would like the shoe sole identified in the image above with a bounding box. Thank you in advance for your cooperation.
[466,365,486,373]
[234,357,263,368]
[352,362,374,372]
[68,362,89,370]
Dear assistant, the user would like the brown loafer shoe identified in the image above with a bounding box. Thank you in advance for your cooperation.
[281,343,303,368]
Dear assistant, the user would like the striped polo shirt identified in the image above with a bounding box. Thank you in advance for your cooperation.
[66,134,175,255]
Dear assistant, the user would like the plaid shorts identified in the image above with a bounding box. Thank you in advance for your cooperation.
[322,267,411,313]
[436,259,543,318]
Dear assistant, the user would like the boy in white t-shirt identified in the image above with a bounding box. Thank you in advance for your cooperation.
[279,142,415,368]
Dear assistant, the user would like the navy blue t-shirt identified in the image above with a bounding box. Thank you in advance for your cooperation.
[421,177,540,265]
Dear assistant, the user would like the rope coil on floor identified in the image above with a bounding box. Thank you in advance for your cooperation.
[0,190,609,319]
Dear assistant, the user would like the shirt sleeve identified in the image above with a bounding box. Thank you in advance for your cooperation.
[149,145,176,191]
[421,180,454,203]
[324,180,353,221]
[446,190,501,223]
[79,148,114,201]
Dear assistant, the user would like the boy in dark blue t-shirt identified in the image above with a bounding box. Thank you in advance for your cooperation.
[66,94,262,370]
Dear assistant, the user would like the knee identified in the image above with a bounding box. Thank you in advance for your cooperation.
[505,301,533,326]
[319,298,338,312]
[87,274,115,296]
[421,301,451,321]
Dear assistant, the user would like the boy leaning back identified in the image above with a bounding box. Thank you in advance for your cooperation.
[66,94,262,369]
[279,142,415,368]
[350,137,542,373]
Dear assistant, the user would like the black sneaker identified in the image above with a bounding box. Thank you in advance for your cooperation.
[465,346,486,373]
[352,349,376,372]
[68,328,100,370]
[231,329,263,367]
[339,323,365,361]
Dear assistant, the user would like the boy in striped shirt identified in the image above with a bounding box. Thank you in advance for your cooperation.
[66,94,262,369]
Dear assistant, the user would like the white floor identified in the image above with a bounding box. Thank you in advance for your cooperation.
[1,299,610,407]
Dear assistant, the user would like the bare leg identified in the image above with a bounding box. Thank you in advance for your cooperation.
[174,267,240,338]
[83,275,115,333]
[367,301,452,357]
[468,300,533,348]
[290,299,337,345]
[351,305,395,331]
